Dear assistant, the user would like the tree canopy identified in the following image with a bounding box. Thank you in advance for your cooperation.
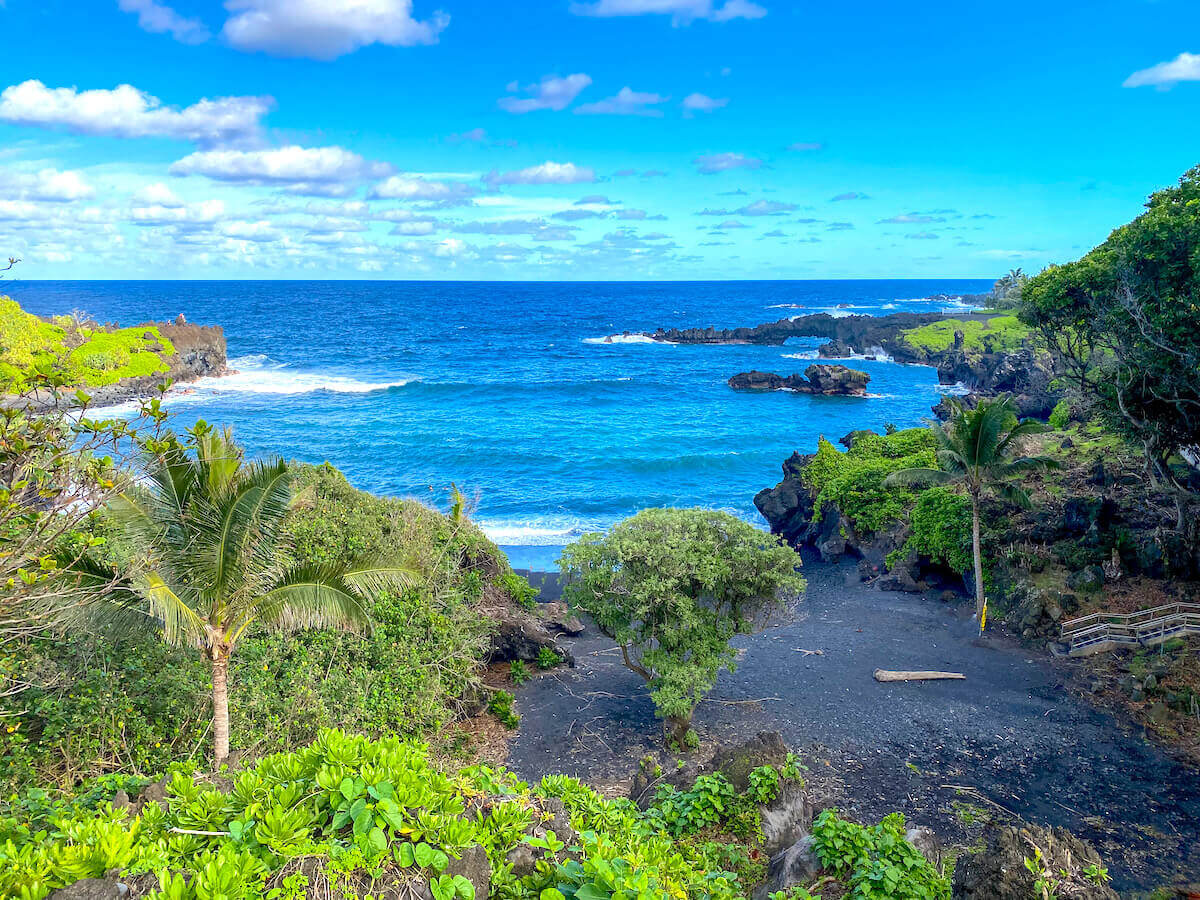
[559,508,804,747]
[1020,165,1200,530]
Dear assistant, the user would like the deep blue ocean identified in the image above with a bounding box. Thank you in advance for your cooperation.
[13,280,990,568]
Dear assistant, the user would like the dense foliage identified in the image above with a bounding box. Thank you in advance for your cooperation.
[885,396,1056,623]
[1021,164,1200,534]
[899,315,1030,356]
[802,429,937,535]
[0,297,175,393]
[886,487,973,577]
[1,462,521,793]
[560,508,804,747]
[0,730,787,900]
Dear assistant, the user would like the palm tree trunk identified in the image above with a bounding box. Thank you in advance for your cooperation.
[211,647,231,765]
[971,497,985,626]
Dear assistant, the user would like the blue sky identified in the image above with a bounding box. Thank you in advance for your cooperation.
[1,0,1198,280]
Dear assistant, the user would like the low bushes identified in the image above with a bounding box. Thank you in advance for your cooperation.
[801,429,937,535]
[899,315,1031,357]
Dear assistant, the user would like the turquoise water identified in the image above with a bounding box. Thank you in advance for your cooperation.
[14,280,989,568]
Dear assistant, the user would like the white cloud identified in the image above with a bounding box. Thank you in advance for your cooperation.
[1124,52,1200,88]
[831,191,869,201]
[693,152,762,174]
[681,92,728,113]
[0,80,271,147]
[1,168,95,202]
[483,161,596,187]
[499,74,592,113]
[878,213,944,224]
[698,199,796,216]
[576,87,668,117]
[368,174,477,204]
[222,0,449,60]
[118,0,211,44]
[128,198,226,225]
[787,141,823,151]
[132,182,184,207]
[219,220,283,242]
[169,146,393,192]
[569,0,765,24]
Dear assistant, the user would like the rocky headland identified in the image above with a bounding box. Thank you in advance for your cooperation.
[728,363,870,396]
[642,309,1061,419]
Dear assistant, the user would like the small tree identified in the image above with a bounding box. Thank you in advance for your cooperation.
[885,396,1056,630]
[78,422,413,764]
[559,508,804,747]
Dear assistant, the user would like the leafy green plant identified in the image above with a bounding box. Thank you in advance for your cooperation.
[1048,399,1071,431]
[488,690,519,729]
[510,660,531,686]
[536,647,561,670]
[812,809,949,900]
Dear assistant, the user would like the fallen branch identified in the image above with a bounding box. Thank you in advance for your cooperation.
[874,669,965,682]
[794,648,824,656]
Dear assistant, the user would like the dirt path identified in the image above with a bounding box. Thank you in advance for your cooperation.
[510,558,1200,892]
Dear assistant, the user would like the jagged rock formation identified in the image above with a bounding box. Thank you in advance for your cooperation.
[729,364,870,396]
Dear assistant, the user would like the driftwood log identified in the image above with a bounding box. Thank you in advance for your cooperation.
[873,669,966,682]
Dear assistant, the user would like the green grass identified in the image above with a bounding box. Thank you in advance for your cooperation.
[900,315,1032,356]
[0,296,175,392]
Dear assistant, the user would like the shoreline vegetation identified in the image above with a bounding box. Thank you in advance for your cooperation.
[4,167,1200,898]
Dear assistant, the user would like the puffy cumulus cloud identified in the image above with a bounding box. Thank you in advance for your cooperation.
[576,87,669,117]
[904,231,940,240]
[169,146,393,196]
[222,0,448,60]
[368,174,478,205]
[575,195,617,205]
[831,191,869,201]
[569,0,766,25]
[826,221,854,231]
[118,0,211,44]
[219,219,284,242]
[1,167,95,202]
[698,199,796,216]
[132,182,184,207]
[614,208,666,220]
[1124,52,1200,88]
[499,74,592,114]
[786,141,823,151]
[389,220,438,235]
[128,198,226,226]
[693,152,763,174]
[681,92,728,113]
[483,161,596,187]
[0,80,272,147]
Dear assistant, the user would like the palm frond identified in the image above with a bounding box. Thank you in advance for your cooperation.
[883,467,953,489]
[341,561,418,598]
[994,482,1034,510]
[234,564,374,642]
[143,571,208,648]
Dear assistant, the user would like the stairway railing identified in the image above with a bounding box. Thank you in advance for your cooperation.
[1060,603,1200,656]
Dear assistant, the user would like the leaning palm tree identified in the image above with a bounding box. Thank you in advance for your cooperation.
[77,422,412,764]
[885,395,1057,631]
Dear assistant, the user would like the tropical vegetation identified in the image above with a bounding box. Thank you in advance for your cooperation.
[884,396,1058,625]
[559,508,804,748]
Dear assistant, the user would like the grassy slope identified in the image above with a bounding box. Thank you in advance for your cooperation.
[899,315,1031,356]
[0,296,176,392]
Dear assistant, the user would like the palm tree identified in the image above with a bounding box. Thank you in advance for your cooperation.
[885,396,1057,630]
[78,422,412,764]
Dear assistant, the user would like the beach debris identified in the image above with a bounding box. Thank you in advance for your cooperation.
[873,669,965,682]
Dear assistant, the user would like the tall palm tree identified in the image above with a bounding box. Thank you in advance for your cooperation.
[885,396,1057,630]
[78,423,412,764]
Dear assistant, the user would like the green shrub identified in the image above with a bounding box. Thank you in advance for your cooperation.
[536,647,561,670]
[887,487,973,575]
[487,691,519,729]
[802,429,937,535]
[1048,399,1071,430]
[812,809,950,899]
[509,661,530,686]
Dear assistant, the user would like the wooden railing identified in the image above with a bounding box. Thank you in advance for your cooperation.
[1060,603,1200,656]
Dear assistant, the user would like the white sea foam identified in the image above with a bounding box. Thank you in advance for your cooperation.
[476,521,597,545]
[935,381,972,396]
[782,350,819,360]
[583,334,667,345]
[818,345,895,363]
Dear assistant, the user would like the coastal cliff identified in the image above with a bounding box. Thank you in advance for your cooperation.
[0,297,227,410]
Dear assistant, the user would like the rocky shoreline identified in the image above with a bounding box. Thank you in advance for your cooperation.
[8,318,229,412]
[637,308,1060,419]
